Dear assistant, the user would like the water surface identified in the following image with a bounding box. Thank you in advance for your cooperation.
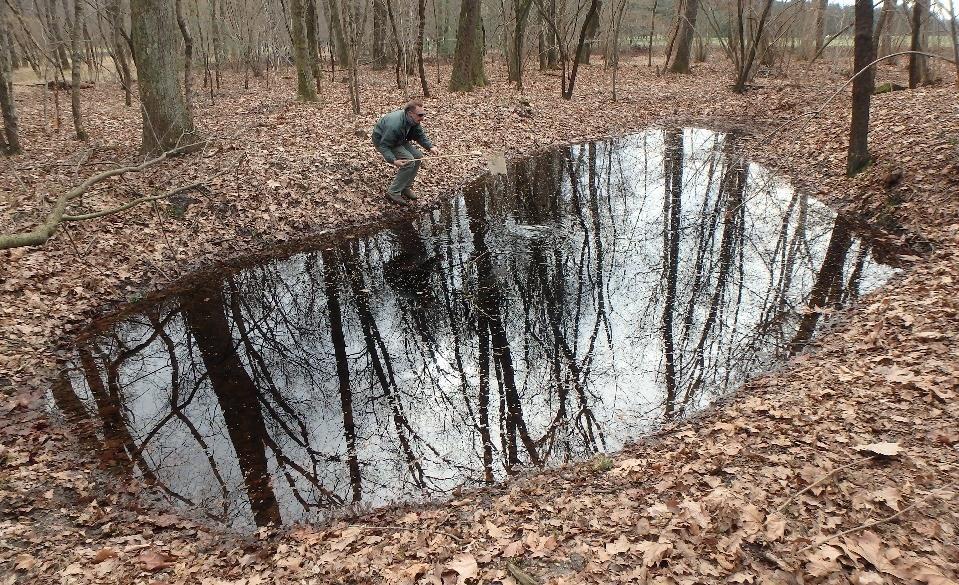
[53,128,894,530]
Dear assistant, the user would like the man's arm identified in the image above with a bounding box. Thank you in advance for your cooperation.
[409,124,434,151]
[375,125,401,163]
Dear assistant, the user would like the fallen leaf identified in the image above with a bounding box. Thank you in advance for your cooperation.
[14,554,37,571]
[868,486,902,511]
[764,514,786,541]
[634,540,672,567]
[806,545,842,578]
[92,547,118,563]
[486,520,508,540]
[606,535,631,556]
[503,540,524,557]
[139,549,175,572]
[445,554,478,579]
[854,442,901,457]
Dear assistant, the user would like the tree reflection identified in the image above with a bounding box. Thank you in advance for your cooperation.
[59,128,891,529]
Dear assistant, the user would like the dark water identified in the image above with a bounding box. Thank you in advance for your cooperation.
[52,128,893,530]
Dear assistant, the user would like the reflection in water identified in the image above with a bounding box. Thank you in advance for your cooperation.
[55,128,893,529]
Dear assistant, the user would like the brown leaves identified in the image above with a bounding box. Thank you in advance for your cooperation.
[138,548,176,572]
[444,553,478,581]
[91,547,118,563]
[854,442,901,457]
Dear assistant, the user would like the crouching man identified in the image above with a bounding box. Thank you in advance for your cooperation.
[371,100,438,206]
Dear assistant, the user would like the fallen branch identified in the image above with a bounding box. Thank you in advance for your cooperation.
[796,499,922,555]
[507,562,540,585]
[774,457,872,516]
[61,182,207,222]
[0,141,204,250]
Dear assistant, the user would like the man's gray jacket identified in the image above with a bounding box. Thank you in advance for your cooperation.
[371,109,434,163]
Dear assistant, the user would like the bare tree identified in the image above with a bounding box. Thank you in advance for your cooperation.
[290,0,318,100]
[305,0,323,92]
[175,0,196,111]
[449,0,485,91]
[69,0,87,139]
[415,0,429,95]
[131,0,201,154]
[847,0,874,176]
[104,0,134,105]
[0,1,21,154]
[950,0,959,86]
[909,0,932,87]
[667,0,700,73]
[506,0,533,87]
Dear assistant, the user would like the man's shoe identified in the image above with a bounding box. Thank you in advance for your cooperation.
[386,191,411,206]
[401,188,418,200]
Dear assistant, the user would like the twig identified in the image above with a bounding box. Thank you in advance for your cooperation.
[0,141,204,250]
[507,562,540,585]
[61,182,206,222]
[796,500,922,555]
[774,457,871,516]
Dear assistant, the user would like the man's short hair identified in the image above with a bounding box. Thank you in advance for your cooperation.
[404,100,424,113]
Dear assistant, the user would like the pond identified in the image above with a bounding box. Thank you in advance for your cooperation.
[52,127,894,530]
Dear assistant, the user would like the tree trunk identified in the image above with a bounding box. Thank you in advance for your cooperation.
[563,0,601,98]
[576,0,602,65]
[305,0,323,92]
[372,0,388,68]
[47,0,71,73]
[174,0,195,112]
[449,0,486,91]
[0,4,22,155]
[847,0,874,176]
[879,0,895,61]
[669,0,699,73]
[909,0,930,87]
[872,0,894,55]
[70,0,87,140]
[332,0,359,112]
[211,0,223,88]
[327,0,348,65]
[106,0,133,106]
[131,0,201,155]
[538,14,547,70]
[384,0,406,88]
[812,0,827,58]
[546,0,559,68]
[647,0,657,67]
[508,0,533,85]
[949,0,959,87]
[289,0,318,100]
[733,0,774,93]
[416,0,430,95]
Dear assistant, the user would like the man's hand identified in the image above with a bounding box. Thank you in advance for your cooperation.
[394,159,410,167]
[427,147,439,156]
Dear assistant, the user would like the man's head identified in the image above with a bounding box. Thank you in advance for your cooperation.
[404,100,427,124]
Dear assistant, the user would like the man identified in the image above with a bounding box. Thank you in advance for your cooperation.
[371,100,438,206]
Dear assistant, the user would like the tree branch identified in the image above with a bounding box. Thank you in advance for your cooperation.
[61,182,206,222]
[0,142,204,250]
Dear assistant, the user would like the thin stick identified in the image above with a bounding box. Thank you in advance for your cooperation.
[796,499,922,555]
[774,457,871,516]
[421,151,485,161]
[507,562,540,585]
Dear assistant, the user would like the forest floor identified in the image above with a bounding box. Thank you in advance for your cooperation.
[1,57,958,584]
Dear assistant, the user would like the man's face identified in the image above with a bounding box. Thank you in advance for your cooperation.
[410,107,427,124]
